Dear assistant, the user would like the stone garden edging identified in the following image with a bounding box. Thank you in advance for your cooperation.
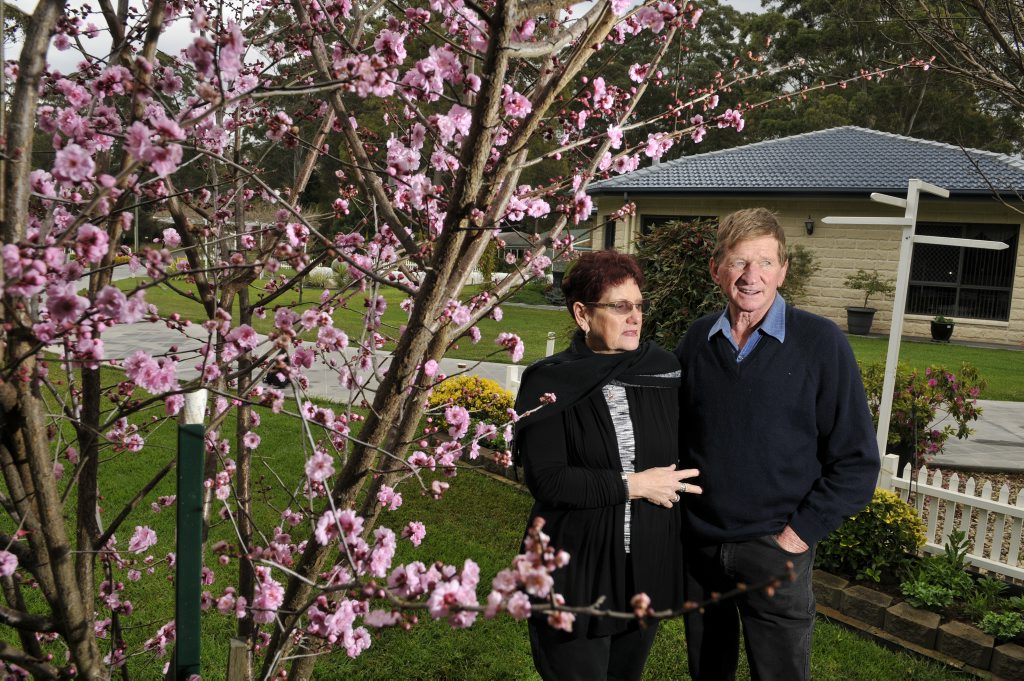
[813,569,1024,679]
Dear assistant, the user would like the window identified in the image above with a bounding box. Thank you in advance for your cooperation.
[906,222,1019,321]
[603,219,616,249]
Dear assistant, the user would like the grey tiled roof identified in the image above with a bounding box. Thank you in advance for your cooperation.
[587,126,1024,197]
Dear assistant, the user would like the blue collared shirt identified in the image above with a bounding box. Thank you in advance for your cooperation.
[707,294,787,362]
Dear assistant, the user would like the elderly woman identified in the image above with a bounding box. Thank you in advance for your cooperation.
[514,250,701,681]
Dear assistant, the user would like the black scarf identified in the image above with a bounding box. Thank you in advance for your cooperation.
[512,331,679,465]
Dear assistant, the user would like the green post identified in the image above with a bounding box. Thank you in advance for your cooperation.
[175,391,206,679]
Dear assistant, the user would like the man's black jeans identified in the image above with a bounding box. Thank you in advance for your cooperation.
[683,534,816,681]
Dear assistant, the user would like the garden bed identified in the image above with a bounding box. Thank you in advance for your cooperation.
[815,469,1024,679]
[814,569,1024,679]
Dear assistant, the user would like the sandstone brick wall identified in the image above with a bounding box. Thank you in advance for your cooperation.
[593,194,1024,346]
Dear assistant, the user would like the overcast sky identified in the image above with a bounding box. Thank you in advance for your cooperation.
[724,0,767,12]
[9,0,769,74]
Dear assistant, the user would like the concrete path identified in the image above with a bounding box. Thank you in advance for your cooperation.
[931,400,1024,473]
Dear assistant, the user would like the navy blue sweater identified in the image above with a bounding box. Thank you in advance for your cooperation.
[675,306,879,546]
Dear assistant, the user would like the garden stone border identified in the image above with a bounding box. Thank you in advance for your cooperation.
[813,569,1024,679]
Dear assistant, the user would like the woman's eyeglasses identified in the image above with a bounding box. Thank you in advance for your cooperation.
[584,300,649,315]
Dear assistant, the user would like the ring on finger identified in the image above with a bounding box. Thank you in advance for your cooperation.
[670,494,680,503]
[681,483,688,494]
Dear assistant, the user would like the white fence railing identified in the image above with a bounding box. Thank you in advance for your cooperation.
[878,453,1024,581]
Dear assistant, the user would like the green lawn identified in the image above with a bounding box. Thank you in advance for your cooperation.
[846,335,1024,401]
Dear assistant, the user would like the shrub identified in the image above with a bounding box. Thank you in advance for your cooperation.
[427,375,514,447]
[978,611,1024,641]
[965,576,1008,620]
[113,254,133,266]
[778,244,820,307]
[816,489,925,583]
[304,266,337,289]
[844,268,896,308]
[634,218,724,348]
[861,362,985,471]
[900,531,974,611]
[900,580,957,610]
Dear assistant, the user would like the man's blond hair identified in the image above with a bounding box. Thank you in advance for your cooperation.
[712,208,788,264]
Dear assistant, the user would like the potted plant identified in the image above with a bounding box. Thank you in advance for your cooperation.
[931,314,955,342]
[843,269,896,335]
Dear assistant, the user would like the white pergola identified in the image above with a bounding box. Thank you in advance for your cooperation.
[822,179,1009,460]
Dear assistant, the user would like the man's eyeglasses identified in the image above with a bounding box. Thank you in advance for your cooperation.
[584,300,650,315]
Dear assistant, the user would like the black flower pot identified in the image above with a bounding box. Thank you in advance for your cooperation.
[930,320,954,342]
[846,307,876,335]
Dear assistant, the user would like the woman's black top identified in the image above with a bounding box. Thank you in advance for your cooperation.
[514,338,684,638]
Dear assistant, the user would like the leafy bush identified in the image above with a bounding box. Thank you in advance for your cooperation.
[901,581,957,610]
[778,244,820,307]
[977,611,1024,641]
[861,362,985,471]
[304,265,337,289]
[816,489,925,582]
[900,531,974,611]
[427,375,514,446]
[964,576,1008,620]
[844,268,896,308]
[634,218,723,348]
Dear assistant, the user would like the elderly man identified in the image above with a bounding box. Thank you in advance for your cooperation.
[675,208,879,680]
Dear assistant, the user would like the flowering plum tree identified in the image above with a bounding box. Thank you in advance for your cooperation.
[0,0,930,678]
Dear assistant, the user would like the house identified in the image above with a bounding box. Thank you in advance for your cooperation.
[587,126,1024,345]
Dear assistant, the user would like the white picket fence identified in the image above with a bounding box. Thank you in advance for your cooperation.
[878,453,1024,581]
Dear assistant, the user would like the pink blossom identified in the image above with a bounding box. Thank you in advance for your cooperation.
[53,143,95,183]
[612,154,640,174]
[610,0,631,15]
[496,332,525,362]
[423,359,439,377]
[635,6,665,33]
[305,450,335,483]
[128,526,158,553]
[162,228,182,248]
[402,521,426,546]
[0,550,16,577]
[165,394,185,416]
[445,405,471,439]
[123,351,178,393]
[644,132,674,160]
[547,606,575,632]
[572,191,593,224]
[226,324,260,351]
[607,125,624,150]
[46,283,89,325]
[629,63,651,83]
[507,591,531,619]
[146,142,184,177]
[315,509,364,547]
[75,223,110,264]
[252,567,284,624]
[502,85,532,119]
[377,485,403,511]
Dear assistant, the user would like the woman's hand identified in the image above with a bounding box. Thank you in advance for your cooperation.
[627,465,702,508]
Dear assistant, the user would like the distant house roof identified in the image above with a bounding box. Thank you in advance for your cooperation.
[587,126,1024,198]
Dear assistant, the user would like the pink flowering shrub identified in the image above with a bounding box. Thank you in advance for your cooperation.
[861,362,986,470]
